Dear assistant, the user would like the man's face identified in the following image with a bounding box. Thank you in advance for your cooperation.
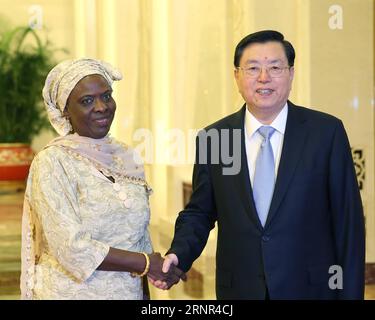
[64,74,116,139]
[234,41,294,115]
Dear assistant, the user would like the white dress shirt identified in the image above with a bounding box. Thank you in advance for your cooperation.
[244,103,288,187]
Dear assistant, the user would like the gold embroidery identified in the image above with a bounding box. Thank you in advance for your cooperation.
[64,148,153,194]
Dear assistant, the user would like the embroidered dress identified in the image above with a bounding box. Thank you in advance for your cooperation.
[21,135,152,299]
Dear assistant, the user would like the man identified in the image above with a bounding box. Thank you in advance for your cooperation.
[154,30,365,299]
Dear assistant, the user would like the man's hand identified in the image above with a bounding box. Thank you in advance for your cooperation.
[147,253,186,290]
[148,253,186,290]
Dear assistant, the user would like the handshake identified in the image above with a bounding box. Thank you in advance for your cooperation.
[146,252,187,290]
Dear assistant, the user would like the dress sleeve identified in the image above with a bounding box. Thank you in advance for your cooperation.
[142,229,153,254]
[30,151,110,282]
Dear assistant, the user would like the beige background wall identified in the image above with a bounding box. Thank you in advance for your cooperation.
[0,0,373,299]
[308,0,375,264]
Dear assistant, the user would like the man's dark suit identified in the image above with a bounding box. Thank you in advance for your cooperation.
[168,101,365,299]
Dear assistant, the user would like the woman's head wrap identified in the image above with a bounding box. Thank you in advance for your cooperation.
[42,58,123,136]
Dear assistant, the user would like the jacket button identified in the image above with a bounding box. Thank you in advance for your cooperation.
[262,235,270,242]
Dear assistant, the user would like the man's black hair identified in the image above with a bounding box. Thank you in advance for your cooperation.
[234,30,295,67]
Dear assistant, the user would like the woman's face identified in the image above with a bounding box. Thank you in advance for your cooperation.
[64,74,116,139]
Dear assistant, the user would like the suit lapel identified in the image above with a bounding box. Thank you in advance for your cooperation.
[264,102,308,228]
[227,105,264,231]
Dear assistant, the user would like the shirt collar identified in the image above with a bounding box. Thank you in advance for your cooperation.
[245,102,288,138]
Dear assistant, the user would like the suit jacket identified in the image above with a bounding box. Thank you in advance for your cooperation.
[168,101,365,300]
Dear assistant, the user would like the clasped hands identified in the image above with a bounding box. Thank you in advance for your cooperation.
[147,253,186,290]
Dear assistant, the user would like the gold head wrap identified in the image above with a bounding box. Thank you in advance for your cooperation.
[42,58,122,136]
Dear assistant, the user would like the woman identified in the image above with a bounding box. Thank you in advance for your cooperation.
[20,58,185,299]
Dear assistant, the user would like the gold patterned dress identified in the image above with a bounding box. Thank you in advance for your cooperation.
[21,143,152,299]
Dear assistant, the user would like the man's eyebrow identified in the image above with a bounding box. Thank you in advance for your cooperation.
[243,59,260,64]
[243,59,284,65]
[268,59,283,64]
